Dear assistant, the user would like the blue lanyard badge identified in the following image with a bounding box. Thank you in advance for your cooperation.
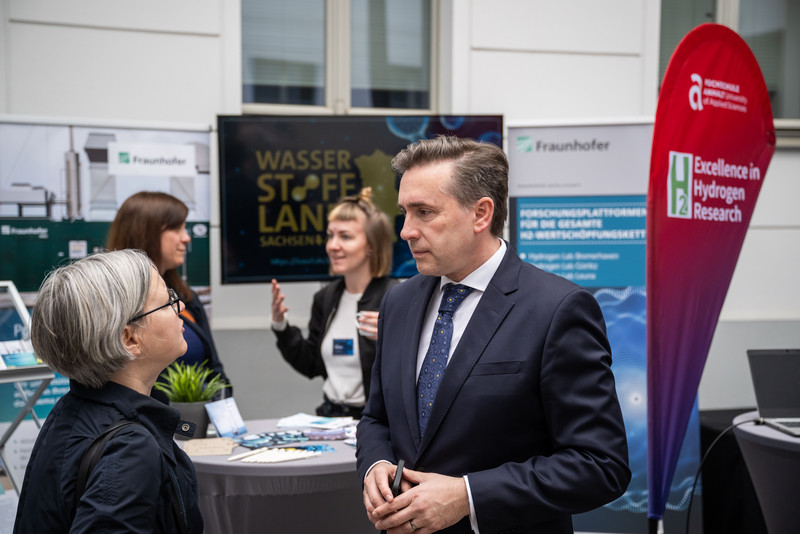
[332,338,354,356]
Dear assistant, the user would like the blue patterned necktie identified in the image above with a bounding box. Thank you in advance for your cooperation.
[417,283,474,436]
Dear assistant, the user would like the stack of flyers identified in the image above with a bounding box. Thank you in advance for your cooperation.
[277,412,354,429]
[0,340,39,369]
[304,427,350,441]
[233,444,336,463]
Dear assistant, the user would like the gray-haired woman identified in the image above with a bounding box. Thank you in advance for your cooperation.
[13,249,203,533]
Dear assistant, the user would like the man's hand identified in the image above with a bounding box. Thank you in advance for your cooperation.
[370,467,470,533]
[363,462,401,526]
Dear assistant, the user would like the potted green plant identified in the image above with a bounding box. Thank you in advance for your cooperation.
[153,361,230,439]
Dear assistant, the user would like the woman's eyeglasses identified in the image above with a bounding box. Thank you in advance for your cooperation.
[129,288,183,323]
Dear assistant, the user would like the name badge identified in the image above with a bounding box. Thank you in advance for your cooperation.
[333,338,354,356]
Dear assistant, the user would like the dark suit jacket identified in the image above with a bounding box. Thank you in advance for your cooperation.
[356,248,630,534]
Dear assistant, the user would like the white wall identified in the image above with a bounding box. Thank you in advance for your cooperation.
[2,0,797,414]
[722,149,800,320]
[458,0,660,119]
[699,148,800,409]
[1,0,231,125]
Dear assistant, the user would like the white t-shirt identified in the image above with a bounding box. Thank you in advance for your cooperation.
[320,290,366,406]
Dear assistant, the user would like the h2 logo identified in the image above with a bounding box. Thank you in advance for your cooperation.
[668,151,692,219]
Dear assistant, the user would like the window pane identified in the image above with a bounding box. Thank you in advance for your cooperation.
[351,0,431,109]
[658,0,716,87]
[739,0,800,119]
[242,0,325,106]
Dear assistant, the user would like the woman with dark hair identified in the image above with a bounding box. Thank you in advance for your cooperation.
[14,250,203,533]
[107,191,230,392]
[271,187,398,418]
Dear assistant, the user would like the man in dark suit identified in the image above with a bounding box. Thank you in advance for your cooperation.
[356,136,630,533]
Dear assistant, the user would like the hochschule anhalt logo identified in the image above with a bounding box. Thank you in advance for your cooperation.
[689,73,703,111]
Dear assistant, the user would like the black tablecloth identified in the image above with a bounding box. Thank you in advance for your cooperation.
[182,419,374,534]
[734,411,800,534]
[699,408,767,534]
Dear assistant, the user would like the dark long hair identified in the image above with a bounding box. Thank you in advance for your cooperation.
[107,191,193,302]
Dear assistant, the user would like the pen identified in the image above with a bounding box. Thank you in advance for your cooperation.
[227,446,271,462]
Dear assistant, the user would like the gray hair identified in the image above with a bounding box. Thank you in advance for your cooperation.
[31,249,155,388]
[392,136,509,237]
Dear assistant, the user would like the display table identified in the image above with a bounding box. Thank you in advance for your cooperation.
[699,409,766,533]
[733,411,800,534]
[0,364,54,492]
[181,418,373,534]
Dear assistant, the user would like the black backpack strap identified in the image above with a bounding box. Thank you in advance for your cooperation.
[74,419,189,533]
[167,465,190,534]
[75,420,138,508]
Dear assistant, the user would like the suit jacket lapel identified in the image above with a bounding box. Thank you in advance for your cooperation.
[402,277,438,448]
[417,249,521,453]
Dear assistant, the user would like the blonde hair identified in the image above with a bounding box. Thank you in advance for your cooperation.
[328,187,393,277]
[31,250,155,388]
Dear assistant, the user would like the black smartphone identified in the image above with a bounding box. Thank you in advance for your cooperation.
[379,461,406,534]
[391,459,405,497]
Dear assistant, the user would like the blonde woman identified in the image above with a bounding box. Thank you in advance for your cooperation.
[271,188,398,418]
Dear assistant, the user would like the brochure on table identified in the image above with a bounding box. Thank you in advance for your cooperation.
[204,397,247,438]
[200,403,356,463]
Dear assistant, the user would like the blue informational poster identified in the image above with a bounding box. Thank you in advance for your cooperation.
[513,195,646,287]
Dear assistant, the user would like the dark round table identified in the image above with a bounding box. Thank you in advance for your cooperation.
[733,411,800,534]
[181,418,374,534]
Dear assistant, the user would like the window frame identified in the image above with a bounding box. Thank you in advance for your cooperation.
[241,0,439,116]
[717,0,800,146]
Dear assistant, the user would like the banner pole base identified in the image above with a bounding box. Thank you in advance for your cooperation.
[648,518,664,534]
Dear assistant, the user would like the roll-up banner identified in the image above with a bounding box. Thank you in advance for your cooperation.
[646,23,775,527]
[510,118,702,532]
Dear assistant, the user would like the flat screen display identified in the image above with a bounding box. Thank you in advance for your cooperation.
[218,115,503,283]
